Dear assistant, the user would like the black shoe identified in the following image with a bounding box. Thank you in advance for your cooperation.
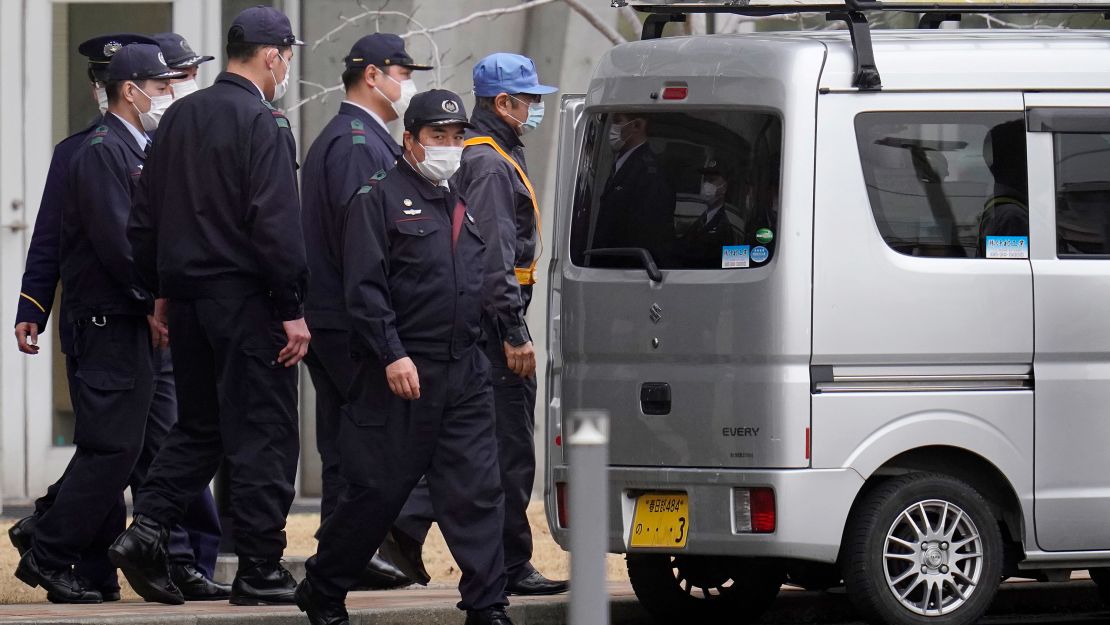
[464,607,515,625]
[506,570,569,596]
[108,514,184,605]
[230,558,297,605]
[15,552,102,604]
[295,578,350,625]
[8,515,35,556]
[379,529,430,585]
[48,586,119,604]
[351,553,412,591]
[170,563,232,601]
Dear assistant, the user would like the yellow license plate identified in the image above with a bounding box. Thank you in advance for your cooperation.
[630,492,689,548]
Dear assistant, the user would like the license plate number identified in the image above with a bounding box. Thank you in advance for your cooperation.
[630,492,689,548]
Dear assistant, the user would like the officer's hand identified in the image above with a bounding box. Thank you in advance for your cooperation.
[147,299,170,348]
[503,341,537,378]
[14,322,40,355]
[279,318,311,367]
[386,357,421,400]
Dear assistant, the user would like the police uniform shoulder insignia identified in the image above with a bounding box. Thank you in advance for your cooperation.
[357,184,373,195]
[90,125,109,145]
[350,119,367,145]
[371,170,387,181]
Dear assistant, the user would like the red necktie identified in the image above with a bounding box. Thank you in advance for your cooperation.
[451,199,467,252]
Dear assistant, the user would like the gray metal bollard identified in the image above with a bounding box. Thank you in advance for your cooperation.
[568,410,610,625]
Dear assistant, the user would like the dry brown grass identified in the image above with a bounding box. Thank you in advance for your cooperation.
[1,502,627,604]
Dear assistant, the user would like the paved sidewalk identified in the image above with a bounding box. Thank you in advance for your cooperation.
[0,579,1106,624]
[0,582,639,625]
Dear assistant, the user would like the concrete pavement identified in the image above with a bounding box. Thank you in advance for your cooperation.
[0,578,1107,625]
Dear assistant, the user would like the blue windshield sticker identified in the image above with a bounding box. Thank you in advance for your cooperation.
[985,236,1029,259]
[722,245,750,269]
[751,246,769,264]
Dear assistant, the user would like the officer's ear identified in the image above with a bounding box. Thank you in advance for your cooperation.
[122,81,140,105]
[494,92,514,115]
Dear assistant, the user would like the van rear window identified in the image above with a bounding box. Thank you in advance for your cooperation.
[855,112,1028,259]
[569,111,782,270]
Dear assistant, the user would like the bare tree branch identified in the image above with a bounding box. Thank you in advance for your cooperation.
[563,0,627,45]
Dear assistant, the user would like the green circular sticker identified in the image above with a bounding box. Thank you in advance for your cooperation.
[755,228,774,245]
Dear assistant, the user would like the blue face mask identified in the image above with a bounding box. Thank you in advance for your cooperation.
[510,96,544,135]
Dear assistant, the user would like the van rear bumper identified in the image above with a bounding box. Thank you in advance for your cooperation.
[545,466,864,564]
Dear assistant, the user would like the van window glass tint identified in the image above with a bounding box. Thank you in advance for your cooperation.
[1054,133,1110,256]
[855,112,1028,259]
[569,111,783,270]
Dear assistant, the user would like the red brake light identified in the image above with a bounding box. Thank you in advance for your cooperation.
[751,488,776,533]
[661,86,688,100]
[556,482,569,528]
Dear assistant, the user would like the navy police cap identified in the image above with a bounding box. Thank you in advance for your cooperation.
[404,89,473,131]
[344,33,432,71]
[107,43,186,82]
[228,5,303,47]
[152,32,215,69]
[78,33,159,82]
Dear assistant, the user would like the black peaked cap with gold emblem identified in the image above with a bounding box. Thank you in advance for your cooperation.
[403,89,473,131]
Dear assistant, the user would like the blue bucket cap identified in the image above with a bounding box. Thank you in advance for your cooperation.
[473,53,558,97]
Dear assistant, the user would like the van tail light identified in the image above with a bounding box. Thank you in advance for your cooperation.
[556,482,569,528]
[661,86,688,100]
[733,487,775,533]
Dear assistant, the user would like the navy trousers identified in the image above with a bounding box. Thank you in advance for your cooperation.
[307,348,506,610]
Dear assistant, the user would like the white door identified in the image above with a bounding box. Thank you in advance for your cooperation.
[1025,92,1110,551]
[0,0,214,503]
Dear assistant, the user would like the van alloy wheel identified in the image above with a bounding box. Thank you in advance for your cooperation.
[882,499,984,616]
[627,554,783,625]
[844,473,1003,625]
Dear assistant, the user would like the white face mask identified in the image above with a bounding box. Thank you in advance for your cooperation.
[95,86,109,115]
[376,72,417,119]
[270,52,290,101]
[608,121,630,151]
[414,143,463,182]
[132,83,173,132]
[171,79,199,99]
[701,180,725,202]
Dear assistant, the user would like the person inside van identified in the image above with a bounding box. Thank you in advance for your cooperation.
[676,158,737,267]
[593,113,676,267]
[977,119,1029,257]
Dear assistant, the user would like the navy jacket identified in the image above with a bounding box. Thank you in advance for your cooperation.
[15,119,99,345]
[343,160,486,364]
[451,107,536,347]
[595,142,676,266]
[60,113,150,323]
[129,72,307,320]
[301,102,400,331]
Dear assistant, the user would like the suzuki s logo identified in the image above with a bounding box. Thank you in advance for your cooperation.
[649,303,663,324]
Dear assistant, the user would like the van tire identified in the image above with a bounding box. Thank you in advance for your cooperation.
[843,473,1003,625]
[626,554,783,625]
[1089,568,1110,606]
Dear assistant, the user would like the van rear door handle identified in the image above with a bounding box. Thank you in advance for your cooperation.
[641,382,671,415]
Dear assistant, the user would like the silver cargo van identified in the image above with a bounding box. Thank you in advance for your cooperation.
[545,2,1110,624]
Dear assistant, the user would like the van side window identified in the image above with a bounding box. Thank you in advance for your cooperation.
[855,112,1028,259]
[569,111,783,270]
[1054,133,1110,256]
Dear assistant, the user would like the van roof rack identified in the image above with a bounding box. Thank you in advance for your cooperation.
[614,1,1110,91]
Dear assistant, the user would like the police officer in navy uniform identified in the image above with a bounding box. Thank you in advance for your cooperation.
[13,43,184,605]
[296,90,513,625]
[9,34,154,604]
[387,53,567,597]
[9,33,230,603]
[299,33,431,590]
[112,6,310,607]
